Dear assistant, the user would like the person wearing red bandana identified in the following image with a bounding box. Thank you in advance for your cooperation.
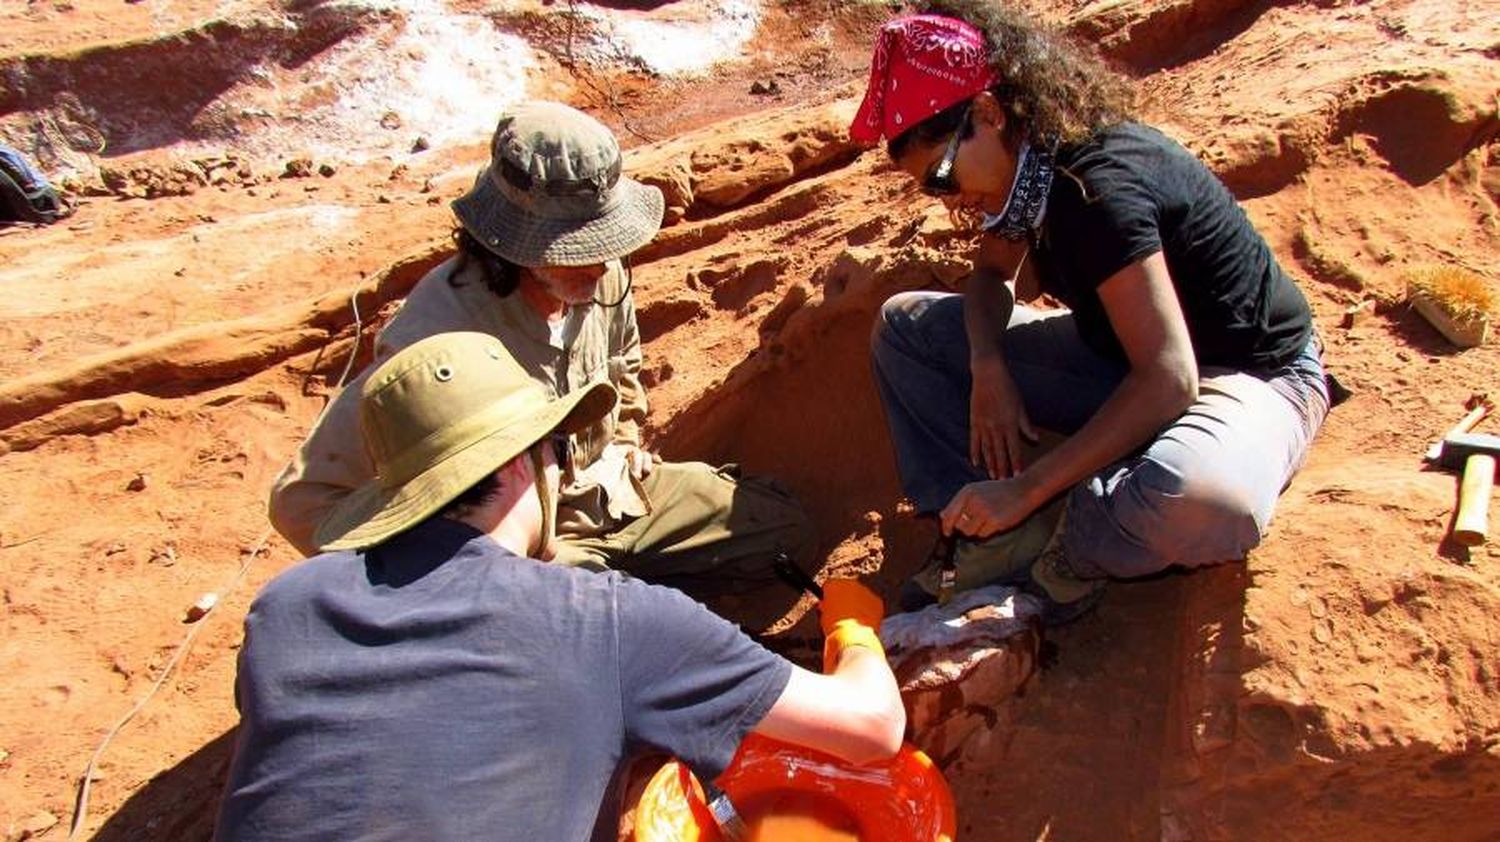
[858,2,1335,623]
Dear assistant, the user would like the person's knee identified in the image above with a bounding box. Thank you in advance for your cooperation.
[1068,463,1263,576]
[778,504,818,561]
[752,483,817,562]
[871,292,927,353]
[1151,472,1264,565]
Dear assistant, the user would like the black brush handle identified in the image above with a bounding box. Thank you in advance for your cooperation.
[773,553,824,600]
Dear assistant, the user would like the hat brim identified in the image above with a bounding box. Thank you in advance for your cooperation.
[452,172,664,267]
[313,380,616,552]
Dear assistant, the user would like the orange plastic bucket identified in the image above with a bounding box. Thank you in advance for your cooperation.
[633,734,956,842]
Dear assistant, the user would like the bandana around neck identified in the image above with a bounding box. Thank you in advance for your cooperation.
[981,141,1056,241]
[849,15,996,145]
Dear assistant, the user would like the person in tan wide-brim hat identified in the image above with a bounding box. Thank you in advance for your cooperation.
[218,330,906,842]
[313,331,617,552]
[268,101,817,634]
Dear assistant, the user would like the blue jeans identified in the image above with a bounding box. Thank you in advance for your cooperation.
[871,291,1330,579]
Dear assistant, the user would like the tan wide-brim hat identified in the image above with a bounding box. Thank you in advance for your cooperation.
[452,101,664,267]
[314,332,616,552]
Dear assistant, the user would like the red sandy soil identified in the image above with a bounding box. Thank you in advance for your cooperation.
[2,1,1498,840]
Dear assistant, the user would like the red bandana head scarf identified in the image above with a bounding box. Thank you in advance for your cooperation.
[849,14,996,146]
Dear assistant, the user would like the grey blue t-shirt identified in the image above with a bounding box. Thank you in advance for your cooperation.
[215,518,792,841]
[1036,122,1313,371]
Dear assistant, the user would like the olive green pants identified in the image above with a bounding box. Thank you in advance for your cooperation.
[554,461,815,633]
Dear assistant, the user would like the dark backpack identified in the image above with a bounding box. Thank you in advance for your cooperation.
[0,143,70,225]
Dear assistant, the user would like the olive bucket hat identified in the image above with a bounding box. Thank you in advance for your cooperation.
[451,101,665,267]
[314,332,617,551]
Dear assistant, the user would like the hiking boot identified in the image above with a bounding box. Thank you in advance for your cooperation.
[1021,509,1104,626]
[899,499,1064,611]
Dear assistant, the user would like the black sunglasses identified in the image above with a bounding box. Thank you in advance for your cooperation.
[920,104,972,198]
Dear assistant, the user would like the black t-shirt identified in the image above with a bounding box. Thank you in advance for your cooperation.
[1033,122,1312,370]
[215,519,792,842]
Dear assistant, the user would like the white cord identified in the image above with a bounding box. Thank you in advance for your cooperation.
[69,530,271,840]
[68,277,371,837]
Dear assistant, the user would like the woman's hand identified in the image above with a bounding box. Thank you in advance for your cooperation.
[940,478,1038,538]
[969,358,1038,478]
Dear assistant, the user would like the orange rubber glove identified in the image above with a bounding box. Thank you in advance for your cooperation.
[818,579,887,674]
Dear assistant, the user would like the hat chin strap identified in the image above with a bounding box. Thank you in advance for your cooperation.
[527,446,555,559]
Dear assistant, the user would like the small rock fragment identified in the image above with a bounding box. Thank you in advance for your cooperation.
[281,158,314,179]
[411,135,431,153]
[184,592,219,623]
[1309,597,1328,619]
[380,111,403,130]
[1341,299,1375,328]
[318,163,336,178]
[125,472,148,492]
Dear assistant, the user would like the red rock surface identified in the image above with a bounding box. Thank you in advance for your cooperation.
[1,1,1497,840]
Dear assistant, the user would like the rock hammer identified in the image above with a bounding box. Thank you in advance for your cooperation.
[1436,431,1500,546]
[1424,393,1491,463]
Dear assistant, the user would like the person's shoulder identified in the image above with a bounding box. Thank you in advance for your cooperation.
[610,573,750,641]
[250,549,360,611]
[1095,123,1204,170]
[500,550,636,607]
[597,259,631,306]
[402,255,465,301]
[1054,122,1186,200]
[376,258,481,350]
[1060,123,1160,166]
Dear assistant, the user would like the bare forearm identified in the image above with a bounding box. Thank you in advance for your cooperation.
[756,649,905,765]
[963,269,1015,364]
[1017,250,1201,507]
[1021,368,1197,506]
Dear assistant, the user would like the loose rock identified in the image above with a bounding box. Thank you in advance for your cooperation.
[282,158,314,179]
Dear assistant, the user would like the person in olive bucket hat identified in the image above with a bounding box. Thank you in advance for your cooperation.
[219,331,904,842]
[269,102,815,633]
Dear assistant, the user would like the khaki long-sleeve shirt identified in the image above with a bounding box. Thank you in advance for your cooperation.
[268,257,649,555]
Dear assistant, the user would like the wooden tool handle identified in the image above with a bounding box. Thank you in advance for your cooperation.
[1453,453,1496,546]
[1456,402,1492,435]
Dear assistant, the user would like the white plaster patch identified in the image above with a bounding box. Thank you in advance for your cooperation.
[571,0,764,76]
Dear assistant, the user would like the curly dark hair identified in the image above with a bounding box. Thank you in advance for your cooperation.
[888,0,1136,159]
[451,226,522,298]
